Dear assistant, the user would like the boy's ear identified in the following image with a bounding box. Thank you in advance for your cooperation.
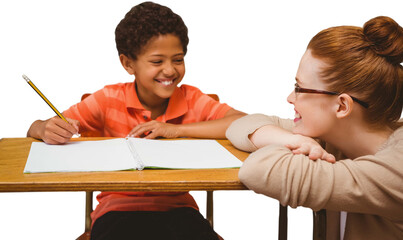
[335,93,354,119]
[119,54,136,75]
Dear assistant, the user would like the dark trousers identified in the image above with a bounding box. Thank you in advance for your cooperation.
[91,207,220,240]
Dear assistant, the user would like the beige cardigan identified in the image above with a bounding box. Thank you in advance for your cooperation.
[226,114,403,240]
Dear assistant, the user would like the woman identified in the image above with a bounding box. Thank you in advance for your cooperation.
[226,16,403,239]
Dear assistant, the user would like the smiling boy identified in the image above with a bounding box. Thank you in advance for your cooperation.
[27,2,244,239]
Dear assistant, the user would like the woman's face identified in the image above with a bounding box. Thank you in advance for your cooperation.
[287,49,337,139]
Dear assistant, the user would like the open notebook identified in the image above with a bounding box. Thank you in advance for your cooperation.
[24,138,243,173]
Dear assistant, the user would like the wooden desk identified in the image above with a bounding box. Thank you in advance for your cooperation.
[1,137,252,237]
[0,137,290,240]
[0,137,249,238]
[0,137,249,192]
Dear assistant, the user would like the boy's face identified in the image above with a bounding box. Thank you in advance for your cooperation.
[123,34,185,102]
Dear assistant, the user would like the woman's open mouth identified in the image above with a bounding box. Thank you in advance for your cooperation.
[294,111,301,123]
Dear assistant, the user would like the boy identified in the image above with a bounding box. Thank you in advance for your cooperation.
[27,2,245,239]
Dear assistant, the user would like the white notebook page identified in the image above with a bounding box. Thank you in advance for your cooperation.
[24,139,135,173]
[24,138,242,173]
[128,138,242,169]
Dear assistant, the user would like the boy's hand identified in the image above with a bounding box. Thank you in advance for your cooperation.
[127,120,180,139]
[30,116,80,145]
[286,135,336,163]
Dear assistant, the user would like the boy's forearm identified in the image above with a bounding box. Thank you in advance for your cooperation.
[178,111,246,139]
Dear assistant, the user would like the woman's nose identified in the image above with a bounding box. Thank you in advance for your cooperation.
[287,90,296,105]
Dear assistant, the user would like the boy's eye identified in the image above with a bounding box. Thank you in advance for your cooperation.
[173,58,184,64]
[150,60,163,64]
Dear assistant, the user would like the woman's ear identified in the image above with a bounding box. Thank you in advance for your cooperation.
[336,93,354,119]
[119,54,136,75]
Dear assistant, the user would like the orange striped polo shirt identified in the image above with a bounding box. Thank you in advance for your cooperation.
[63,81,232,225]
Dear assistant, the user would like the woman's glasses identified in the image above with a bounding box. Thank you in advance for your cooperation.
[294,83,369,108]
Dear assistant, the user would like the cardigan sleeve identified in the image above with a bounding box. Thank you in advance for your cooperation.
[225,113,294,152]
[238,128,403,222]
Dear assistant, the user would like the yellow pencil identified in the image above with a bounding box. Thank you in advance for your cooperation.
[22,74,80,137]
[22,74,68,122]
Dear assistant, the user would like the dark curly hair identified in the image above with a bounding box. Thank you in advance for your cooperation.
[115,1,189,60]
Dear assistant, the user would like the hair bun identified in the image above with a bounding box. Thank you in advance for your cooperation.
[363,16,403,65]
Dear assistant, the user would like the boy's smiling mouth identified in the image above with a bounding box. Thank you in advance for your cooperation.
[155,78,176,86]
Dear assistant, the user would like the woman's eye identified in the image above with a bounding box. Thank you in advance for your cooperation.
[151,60,162,64]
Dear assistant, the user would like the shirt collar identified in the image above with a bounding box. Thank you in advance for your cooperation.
[125,82,144,109]
[165,86,188,120]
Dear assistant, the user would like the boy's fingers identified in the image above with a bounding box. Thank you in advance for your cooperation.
[129,125,152,137]
[43,131,71,145]
[144,131,157,139]
[52,133,70,144]
[67,118,80,133]
[54,120,78,136]
[127,127,138,137]
[43,118,66,137]
[128,124,144,136]
[128,121,162,137]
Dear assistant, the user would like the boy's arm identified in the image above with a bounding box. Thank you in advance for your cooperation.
[27,116,80,145]
[128,109,246,139]
[177,109,246,138]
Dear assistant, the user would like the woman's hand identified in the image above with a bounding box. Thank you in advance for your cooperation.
[127,120,181,139]
[286,135,336,163]
[248,124,335,163]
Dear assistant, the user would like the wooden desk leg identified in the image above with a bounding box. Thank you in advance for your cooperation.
[85,191,93,232]
[206,191,214,228]
[278,203,288,240]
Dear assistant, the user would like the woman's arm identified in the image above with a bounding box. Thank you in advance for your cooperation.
[226,114,335,162]
[238,144,403,220]
[250,124,335,162]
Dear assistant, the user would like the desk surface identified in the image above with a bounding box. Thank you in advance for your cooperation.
[0,138,249,192]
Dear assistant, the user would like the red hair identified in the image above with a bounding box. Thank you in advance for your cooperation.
[308,16,403,129]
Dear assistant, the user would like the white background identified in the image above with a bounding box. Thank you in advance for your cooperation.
[0,0,402,239]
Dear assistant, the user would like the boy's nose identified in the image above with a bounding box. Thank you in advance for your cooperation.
[162,63,176,76]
